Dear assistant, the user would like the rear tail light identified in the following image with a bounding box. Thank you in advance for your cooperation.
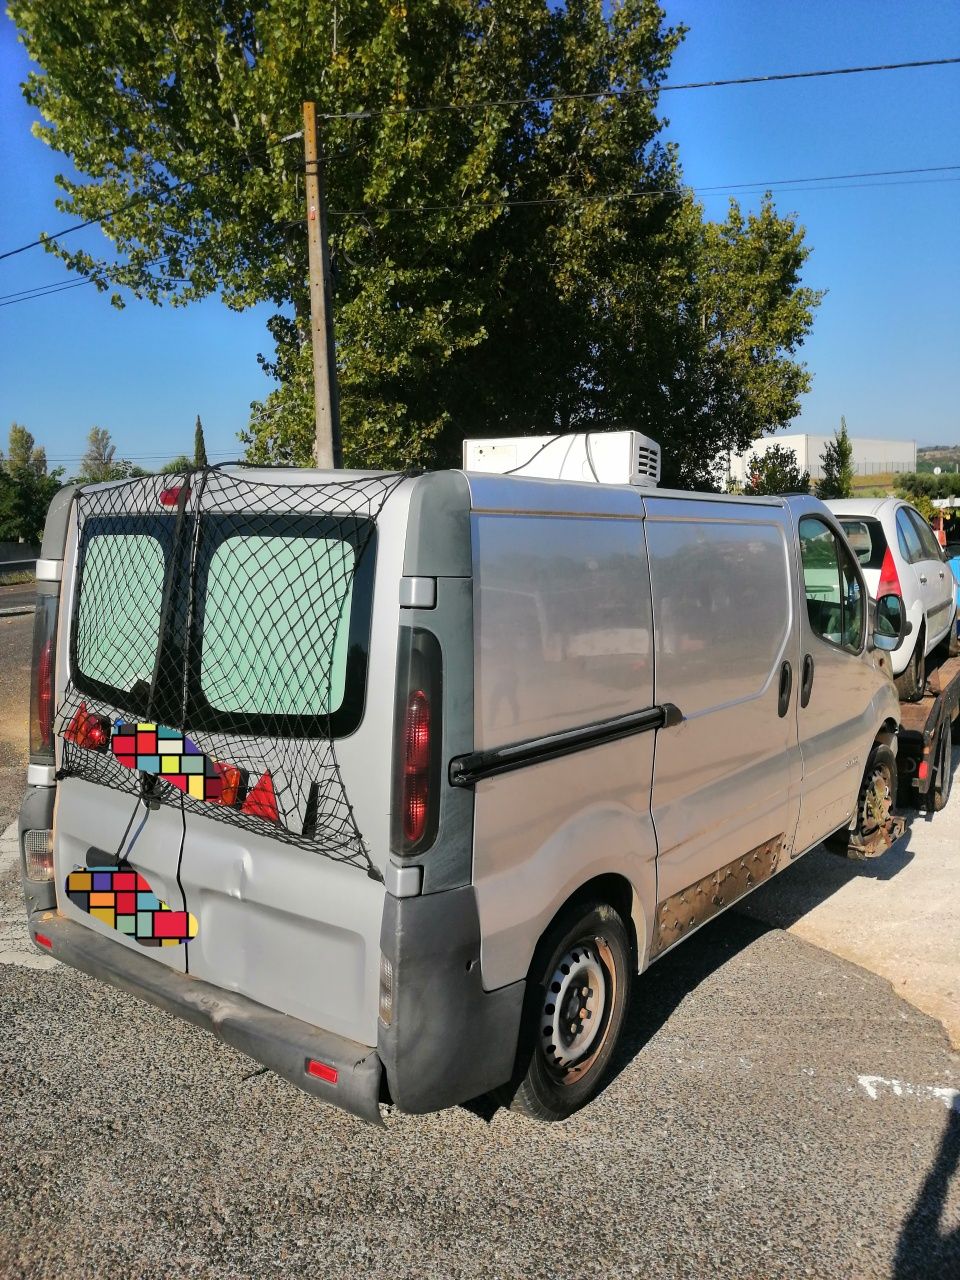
[23,829,53,881]
[878,546,902,598]
[402,690,431,845]
[29,594,59,760]
[391,629,442,856]
[64,703,111,751]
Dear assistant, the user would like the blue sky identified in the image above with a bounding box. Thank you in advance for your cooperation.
[1,1,958,471]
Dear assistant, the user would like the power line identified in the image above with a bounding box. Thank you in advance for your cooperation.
[319,55,960,121]
[3,161,957,305]
[329,165,960,216]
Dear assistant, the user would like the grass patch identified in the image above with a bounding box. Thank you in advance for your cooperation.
[0,571,35,586]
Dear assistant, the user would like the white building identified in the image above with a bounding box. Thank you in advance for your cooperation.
[727,433,916,485]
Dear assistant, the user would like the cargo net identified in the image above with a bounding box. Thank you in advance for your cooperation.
[55,467,406,876]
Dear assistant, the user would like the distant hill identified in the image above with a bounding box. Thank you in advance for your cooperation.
[917,445,960,474]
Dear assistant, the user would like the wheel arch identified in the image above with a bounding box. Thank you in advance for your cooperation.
[533,872,643,975]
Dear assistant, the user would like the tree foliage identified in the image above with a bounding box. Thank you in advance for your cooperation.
[0,424,64,545]
[13,0,822,486]
[743,443,810,496]
[194,415,208,468]
[74,427,147,482]
[816,416,854,500]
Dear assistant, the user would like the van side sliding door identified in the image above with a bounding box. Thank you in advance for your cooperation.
[644,497,802,954]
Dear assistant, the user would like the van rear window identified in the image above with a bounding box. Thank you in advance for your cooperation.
[72,514,374,738]
[199,533,356,718]
[837,517,888,570]
[74,529,167,699]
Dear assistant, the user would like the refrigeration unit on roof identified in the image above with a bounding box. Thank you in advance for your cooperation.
[462,430,660,488]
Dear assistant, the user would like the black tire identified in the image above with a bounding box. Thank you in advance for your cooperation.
[504,900,632,1122]
[928,722,954,813]
[895,637,925,703]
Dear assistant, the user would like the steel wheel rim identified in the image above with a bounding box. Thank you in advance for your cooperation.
[539,936,617,1086]
[861,764,893,837]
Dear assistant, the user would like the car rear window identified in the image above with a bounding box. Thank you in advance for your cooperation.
[838,517,888,571]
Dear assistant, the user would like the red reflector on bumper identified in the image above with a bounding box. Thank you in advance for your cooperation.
[306,1059,338,1084]
[34,933,52,949]
[919,761,929,781]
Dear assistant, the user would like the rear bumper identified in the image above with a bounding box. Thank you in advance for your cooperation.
[27,911,384,1125]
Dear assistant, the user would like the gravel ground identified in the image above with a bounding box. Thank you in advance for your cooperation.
[1,819,958,1280]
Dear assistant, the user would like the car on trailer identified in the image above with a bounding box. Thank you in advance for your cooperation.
[827,498,958,702]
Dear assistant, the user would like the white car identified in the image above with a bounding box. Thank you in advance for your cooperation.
[828,497,957,699]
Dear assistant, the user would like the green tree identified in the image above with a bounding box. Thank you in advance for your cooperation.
[816,416,855,499]
[78,427,117,483]
[0,424,64,544]
[162,454,195,473]
[743,443,810,496]
[13,0,821,485]
[194,415,208,468]
[73,427,148,482]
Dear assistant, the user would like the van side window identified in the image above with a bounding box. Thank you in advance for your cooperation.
[798,517,864,653]
[896,508,924,564]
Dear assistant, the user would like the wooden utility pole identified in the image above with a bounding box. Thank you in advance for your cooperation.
[303,101,342,468]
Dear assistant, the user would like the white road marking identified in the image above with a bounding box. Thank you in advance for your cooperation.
[858,1074,959,1111]
[0,820,57,970]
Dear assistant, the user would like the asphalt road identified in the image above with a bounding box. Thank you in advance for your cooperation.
[0,581,36,615]
[1,610,958,1280]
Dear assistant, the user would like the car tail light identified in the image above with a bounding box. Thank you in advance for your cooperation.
[391,629,442,856]
[29,594,59,761]
[64,703,111,751]
[401,690,431,844]
[23,829,54,881]
[878,547,902,598]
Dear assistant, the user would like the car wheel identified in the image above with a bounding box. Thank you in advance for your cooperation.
[503,900,632,1122]
[928,722,954,813]
[894,635,925,703]
[830,744,900,859]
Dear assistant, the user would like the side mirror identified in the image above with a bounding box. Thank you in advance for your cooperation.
[872,594,907,652]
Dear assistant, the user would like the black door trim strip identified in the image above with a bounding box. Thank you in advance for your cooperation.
[448,703,682,788]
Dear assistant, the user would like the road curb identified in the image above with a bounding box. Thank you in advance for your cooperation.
[0,606,35,618]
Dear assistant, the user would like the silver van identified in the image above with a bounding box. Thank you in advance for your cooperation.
[20,466,905,1123]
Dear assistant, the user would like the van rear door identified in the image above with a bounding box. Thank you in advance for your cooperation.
[54,470,409,1046]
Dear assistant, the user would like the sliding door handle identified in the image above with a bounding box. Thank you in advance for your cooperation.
[777,660,793,718]
[800,654,815,708]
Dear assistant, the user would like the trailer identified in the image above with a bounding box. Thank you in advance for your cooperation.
[895,653,960,813]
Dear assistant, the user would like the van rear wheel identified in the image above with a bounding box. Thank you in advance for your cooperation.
[504,901,632,1122]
